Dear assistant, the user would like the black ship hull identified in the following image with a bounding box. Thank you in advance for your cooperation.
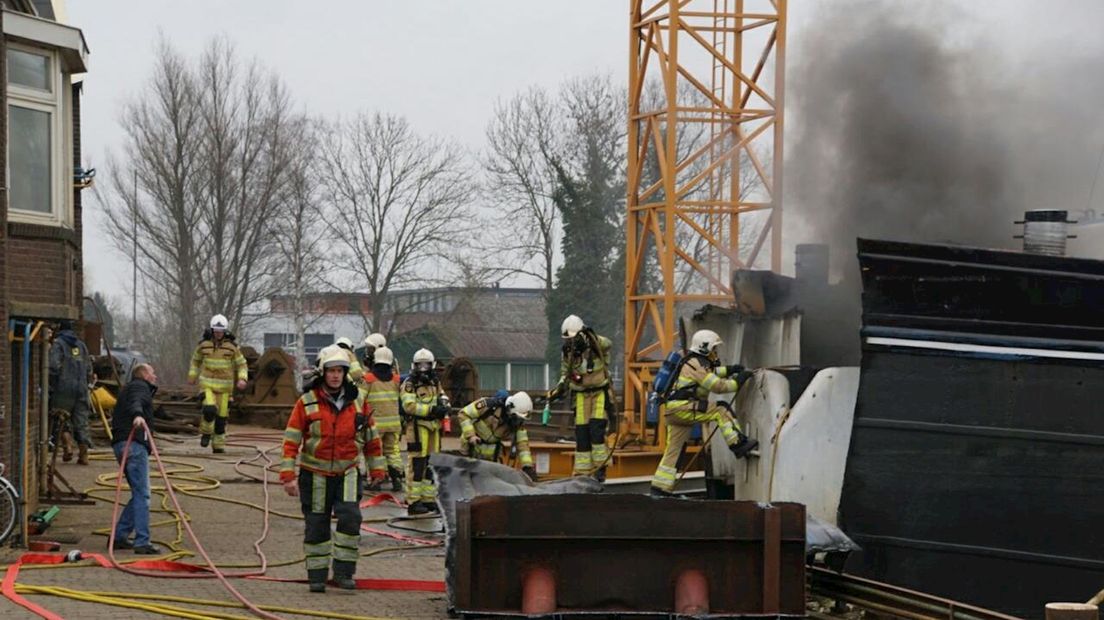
[839,238,1104,618]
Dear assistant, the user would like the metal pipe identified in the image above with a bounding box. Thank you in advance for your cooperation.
[9,319,34,546]
[38,330,49,498]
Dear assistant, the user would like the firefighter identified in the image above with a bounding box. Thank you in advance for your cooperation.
[360,333,386,367]
[360,346,404,491]
[649,329,757,496]
[188,314,247,453]
[281,345,386,593]
[458,391,538,482]
[333,337,364,382]
[547,315,615,481]
[400,348,450,515]
[48,320,95,465]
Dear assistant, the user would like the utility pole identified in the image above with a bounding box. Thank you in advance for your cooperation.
[132,169,138,348]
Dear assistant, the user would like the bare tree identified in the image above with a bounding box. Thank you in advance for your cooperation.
[315,112,476,333]
[482,87,561,292]
[193,38,299,328]
[97,39,202,380]
[96,37,301,381]
[267,119,328,377]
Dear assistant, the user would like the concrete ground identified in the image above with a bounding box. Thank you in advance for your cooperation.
[0,425,450,619]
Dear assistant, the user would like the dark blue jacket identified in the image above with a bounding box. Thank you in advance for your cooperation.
[112,379,156,449]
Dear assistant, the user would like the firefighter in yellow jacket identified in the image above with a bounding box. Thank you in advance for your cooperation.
[188,314,247,453]
[547,315,615,481]
[360,346,403,491]
[400,348,450,515]
[649,329,757,496]
[281,345,386,592]
[458,391,539,482]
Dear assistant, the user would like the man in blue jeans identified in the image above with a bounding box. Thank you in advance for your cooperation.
[109,363,161,554]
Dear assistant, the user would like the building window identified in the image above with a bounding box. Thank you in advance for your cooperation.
[7,44,68,226]
[475,362,507,390]
[10,105,51,214]
[510,363,547,391]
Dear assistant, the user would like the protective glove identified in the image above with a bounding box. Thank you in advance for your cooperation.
[736,370,754,385]
[725,364,746,377]
[468,435,482,446]
[522,466,539,482]
[485,396,507,411]
[431,404,451,420]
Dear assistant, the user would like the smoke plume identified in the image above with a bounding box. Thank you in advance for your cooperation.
[786,1,1104,274]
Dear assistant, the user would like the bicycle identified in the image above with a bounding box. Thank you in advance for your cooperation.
[0,462,19,545]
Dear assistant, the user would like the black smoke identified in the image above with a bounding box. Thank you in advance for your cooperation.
[786,1,1104,271]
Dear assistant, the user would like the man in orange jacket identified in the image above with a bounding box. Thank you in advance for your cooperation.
[281,345,386,593]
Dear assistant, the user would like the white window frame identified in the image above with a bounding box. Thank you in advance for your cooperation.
[7,41,70,227]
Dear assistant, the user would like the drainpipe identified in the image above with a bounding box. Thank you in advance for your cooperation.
[9,319,33,545]
[38,331,50,496]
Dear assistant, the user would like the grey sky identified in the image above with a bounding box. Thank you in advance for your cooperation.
[68,1,1104,293]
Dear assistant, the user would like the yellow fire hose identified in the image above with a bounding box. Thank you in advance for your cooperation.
[2,439,441,618]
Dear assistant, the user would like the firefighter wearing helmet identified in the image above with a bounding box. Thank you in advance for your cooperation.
[187,314,248,453]
[359,346,404,491]
[649,329,757,496]
[547,315,616,481]
[400,348,449,515]
[458,391,538,481]
[332,337,364,382]
[360,333,388,367]
[281,344,386,592]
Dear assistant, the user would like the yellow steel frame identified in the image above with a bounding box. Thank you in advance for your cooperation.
[624,0,786,439]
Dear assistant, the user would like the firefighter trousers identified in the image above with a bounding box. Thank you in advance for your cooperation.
[651,406,744,492]
[298,468,362,583]
[405,421,440,505]
[198,389,231,450]
[571,389,609,475]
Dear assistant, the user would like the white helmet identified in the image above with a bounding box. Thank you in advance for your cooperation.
[505,391,533,419]
[210,314,229,330]
[363,333,386,349]
[561,315,585,339]
[690,329,723,356]
[335,337,354,349]
[373,346,394,366]
[318,344,350,369]
[412,348,435,371]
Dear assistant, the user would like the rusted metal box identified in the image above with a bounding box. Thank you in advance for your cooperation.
[451,495,806,617]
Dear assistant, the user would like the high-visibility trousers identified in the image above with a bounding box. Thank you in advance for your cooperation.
[651,406,743,492]
[405,421,441,505]
[298,468,362,583]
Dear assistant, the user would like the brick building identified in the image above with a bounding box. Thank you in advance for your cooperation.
[0,0,89,545]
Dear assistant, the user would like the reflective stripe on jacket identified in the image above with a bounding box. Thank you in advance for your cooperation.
[665,356,739,415]
[458,397,532,467]
[188,339,247,391]
[558,334,613,391]
[361,372,401,432]
[280,383,385,482]
[400,377,442,431]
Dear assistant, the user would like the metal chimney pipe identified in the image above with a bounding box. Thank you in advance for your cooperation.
[1015,210,1071,256]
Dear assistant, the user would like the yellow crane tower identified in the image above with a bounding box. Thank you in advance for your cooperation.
[623,0,787,444]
